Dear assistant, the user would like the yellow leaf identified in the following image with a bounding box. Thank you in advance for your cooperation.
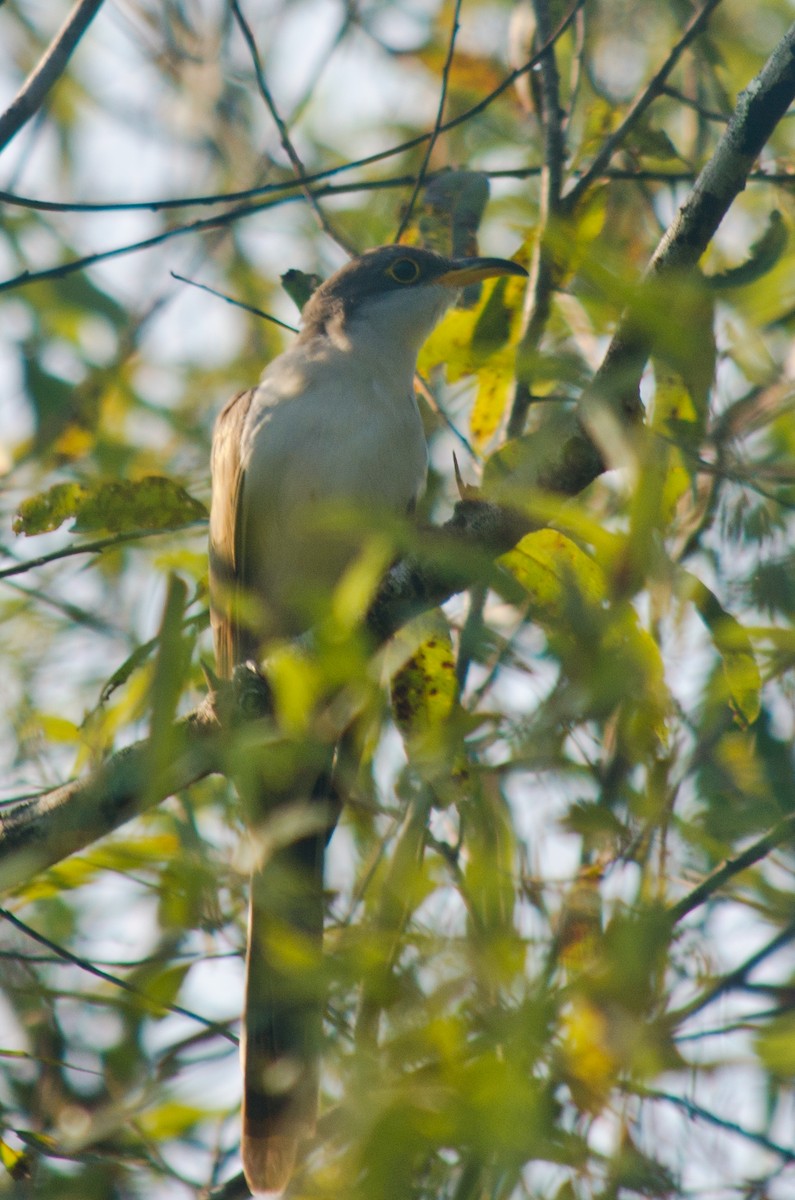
[560,997,616,1111]
[470,368,511,448]
[685,574,762,726]
[392,625,458,740]
[418,307,477,380]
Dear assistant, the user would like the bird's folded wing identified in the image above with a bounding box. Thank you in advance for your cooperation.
[209,388,256,678]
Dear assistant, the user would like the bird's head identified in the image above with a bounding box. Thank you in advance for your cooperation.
[299,244,528,357]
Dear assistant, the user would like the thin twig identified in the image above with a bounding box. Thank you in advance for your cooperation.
[669,812,795,924]
[230,0,352,253]
[0,178,407,295]
[0,905,237,1042]
[637,1086,795,1163]
[672,918,795,1026]
[0,0,106,154]
[170,272,298,332]
[0,524,203,582]
[394,0,463,242]
[0,576,123,637]
[3,165,791,219]
[564,0,725,211]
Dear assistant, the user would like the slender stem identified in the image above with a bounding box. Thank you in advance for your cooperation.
[230,0,353,253]
[564,0,726,212]
[394,0,463,242]
[0,0,106,155]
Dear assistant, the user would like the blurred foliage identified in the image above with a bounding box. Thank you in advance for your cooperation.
[2,1,795,1198]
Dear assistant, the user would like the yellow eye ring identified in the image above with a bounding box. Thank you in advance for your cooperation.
[386,257,421,284]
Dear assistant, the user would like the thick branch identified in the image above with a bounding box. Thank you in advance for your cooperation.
[0,0,106,155]
[0,705,221,893]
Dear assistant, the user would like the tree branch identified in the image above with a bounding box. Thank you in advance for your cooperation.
[0,704,219,893]
[229,0,352,254]
[0,0,106,155]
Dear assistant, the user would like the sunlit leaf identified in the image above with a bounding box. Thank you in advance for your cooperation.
[501,528,607,618]
[391,621,458,740]
[0,1138,32,1182]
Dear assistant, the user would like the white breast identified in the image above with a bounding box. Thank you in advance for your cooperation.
[239,337,427,634]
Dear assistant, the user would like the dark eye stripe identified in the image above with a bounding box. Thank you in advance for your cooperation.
[387,257,421,283]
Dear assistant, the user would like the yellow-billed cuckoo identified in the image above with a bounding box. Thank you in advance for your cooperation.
[209,244,527,1194]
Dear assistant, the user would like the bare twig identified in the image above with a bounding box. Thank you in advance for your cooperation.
[0,0,106,155]
[230,0,352,253]
[3,165,791,220]
[564,0,726,211]
[0,178,406,295]
[394,0,463,242]
[669,812,795,923]
[170,272,298,332]
[0,524,203,582]
[0,906,236,1041]
[672,918,795,1025]
[636,1086,795,1163]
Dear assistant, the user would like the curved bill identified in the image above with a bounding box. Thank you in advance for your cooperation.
[436,256,528,288]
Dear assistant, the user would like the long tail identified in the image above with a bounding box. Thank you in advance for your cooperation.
[241,824,326,1194]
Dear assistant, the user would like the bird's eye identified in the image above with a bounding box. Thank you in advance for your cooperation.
[386,257,421,284]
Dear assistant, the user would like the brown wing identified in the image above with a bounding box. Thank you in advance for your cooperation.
[209,388,257,679]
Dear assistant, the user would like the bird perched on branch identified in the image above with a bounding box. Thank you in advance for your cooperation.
[209,243,527,1194]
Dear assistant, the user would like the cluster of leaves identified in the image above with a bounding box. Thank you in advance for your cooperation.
[2,1,795,1198]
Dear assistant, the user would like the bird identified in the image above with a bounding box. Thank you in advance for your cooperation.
[208,243,527,1195]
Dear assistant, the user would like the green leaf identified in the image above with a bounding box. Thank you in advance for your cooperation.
[755,1010,795,1077]
[14,476,207,536]
[707,210,788,290]
[685,574,762,726]
[128,961,192,1019]
[138,1100,210,1139]
[13,481,88,534]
